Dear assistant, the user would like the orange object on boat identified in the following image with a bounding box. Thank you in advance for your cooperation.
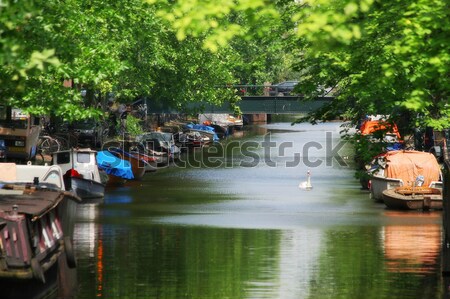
[360,120,401,140]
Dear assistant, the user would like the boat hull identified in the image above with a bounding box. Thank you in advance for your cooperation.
[135,153,159,172]
[119,154,145,180]
[370,176,403,202]
[382,188,442,210]
[106,148,146,180]
[68,177,105,199]
[106,174,127,186]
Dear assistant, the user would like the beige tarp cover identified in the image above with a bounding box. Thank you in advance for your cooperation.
[385,150,441,186]
[0,163,17,181]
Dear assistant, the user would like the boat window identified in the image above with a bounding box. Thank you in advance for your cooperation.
[56,152,71,164]
[77,152,91,163]
[161,133,173,142]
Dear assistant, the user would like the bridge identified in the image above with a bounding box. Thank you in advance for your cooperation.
[146,96,333,114]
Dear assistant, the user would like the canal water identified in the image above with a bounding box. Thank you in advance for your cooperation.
[71,122,444,299]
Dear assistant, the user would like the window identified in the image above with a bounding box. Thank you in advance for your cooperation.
[56,152,71,164]
[77,152,91,163]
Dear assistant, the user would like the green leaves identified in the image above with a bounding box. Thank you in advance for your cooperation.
[1,0,447,130]
[26,49,60,72]
[295,0,449,130]
[155,0,279,52]
[3,0,271,120]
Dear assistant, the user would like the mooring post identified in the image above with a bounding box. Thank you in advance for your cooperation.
[442,159,450,276]
[442,159,450,299]
[442,134,450,277]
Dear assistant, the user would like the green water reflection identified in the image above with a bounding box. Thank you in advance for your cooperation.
[73,123,444,299]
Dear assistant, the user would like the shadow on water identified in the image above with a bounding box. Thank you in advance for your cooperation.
[1,253,77,299]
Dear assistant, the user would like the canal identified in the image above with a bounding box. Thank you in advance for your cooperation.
[71,121,444,299]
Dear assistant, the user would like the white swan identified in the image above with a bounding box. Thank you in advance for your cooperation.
[299,169,313,190]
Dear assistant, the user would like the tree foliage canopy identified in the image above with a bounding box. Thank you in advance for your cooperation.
[1,0,257,120]
[293,0,449,130]
[152,0,449,129]
[1,0,448,129]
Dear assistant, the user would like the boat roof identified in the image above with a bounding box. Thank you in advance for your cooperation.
[0,188,66,218]
[53,148,97,155]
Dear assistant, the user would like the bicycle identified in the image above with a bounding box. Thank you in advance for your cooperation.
[37,135,61,157]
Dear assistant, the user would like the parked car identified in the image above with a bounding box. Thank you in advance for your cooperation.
[269,81,299,96]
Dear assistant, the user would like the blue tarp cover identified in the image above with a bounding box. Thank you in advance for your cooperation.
[96,150,134,179]
[185,124,219,141]
[186,124,215,132]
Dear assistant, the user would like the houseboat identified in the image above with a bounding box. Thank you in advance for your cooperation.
[0,162,79,283]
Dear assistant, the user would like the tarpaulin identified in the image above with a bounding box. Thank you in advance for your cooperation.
[384,150,441,187]
[360,120,401,139]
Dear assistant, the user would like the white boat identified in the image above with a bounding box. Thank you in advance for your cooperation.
[52,148,105,199]
[0,162,79,283]
[368,150,442,202]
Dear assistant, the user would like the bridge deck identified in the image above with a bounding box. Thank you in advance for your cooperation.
[146,96,332,114]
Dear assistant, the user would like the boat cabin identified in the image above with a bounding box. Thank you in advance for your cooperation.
[52,148,101,183]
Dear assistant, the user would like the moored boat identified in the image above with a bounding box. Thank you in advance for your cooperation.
[198,113,243,136]
[382,186,442,210]
[176,131,210,149]
[0,162,80,283]
[96,150,134,185]
[134,152,158,172]
[359,118,402,144]
[137,131,180,165]
[368,150,442,202]
[108,148,147,180]
[183,123,219,143]
[52,148,105,199]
